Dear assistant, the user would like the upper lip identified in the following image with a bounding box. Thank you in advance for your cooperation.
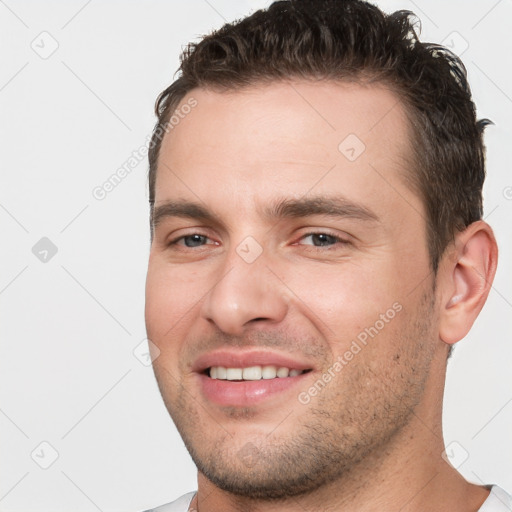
[192,349,315,373]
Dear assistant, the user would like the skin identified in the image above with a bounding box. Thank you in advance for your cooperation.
[145,80,498,511]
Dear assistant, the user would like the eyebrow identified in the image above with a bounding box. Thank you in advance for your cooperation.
[152,200,222,229]
[151,195,380,230]
[262,196,379,223]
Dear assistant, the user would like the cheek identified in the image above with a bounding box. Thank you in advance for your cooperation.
[144,259,204,343]
[285,259,403,337]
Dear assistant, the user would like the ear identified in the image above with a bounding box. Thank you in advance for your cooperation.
[438,220,498,345]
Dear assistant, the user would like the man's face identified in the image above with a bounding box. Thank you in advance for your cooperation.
[145,81,440,499]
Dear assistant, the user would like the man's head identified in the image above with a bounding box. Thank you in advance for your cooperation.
[144,0,497,503]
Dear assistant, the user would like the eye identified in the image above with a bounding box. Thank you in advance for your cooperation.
[170,234,216,248]
[297,232,350,249]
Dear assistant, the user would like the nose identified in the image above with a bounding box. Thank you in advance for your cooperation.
[200,248,289,336]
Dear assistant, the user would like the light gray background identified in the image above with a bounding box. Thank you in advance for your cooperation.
[1,1,511,510]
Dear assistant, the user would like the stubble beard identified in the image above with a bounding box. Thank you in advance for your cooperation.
[154,291,437,501]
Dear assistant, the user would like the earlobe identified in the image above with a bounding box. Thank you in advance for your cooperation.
[439,221,498,345]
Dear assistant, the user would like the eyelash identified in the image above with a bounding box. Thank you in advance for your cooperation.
[168,231,350,250]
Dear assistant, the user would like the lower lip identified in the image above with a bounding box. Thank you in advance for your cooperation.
[198,373,310,407]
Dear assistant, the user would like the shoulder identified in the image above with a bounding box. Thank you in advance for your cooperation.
[479,485,512,511]
[141,491,197,512]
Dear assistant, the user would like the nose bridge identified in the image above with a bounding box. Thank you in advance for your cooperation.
[200,237,288,335]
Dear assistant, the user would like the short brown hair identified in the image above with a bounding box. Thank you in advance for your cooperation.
[148,0,490,272]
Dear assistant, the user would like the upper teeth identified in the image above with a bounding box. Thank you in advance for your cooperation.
[209,366,305,380]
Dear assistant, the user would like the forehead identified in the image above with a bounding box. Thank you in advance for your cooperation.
[155,80,419,223]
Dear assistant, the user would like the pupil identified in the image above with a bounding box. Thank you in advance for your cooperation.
[185,235,205,247]
[313,234,334,246]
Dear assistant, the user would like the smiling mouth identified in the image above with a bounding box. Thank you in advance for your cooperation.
[206,365,313,381]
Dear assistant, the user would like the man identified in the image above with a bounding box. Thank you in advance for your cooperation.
[143,0,510,510]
